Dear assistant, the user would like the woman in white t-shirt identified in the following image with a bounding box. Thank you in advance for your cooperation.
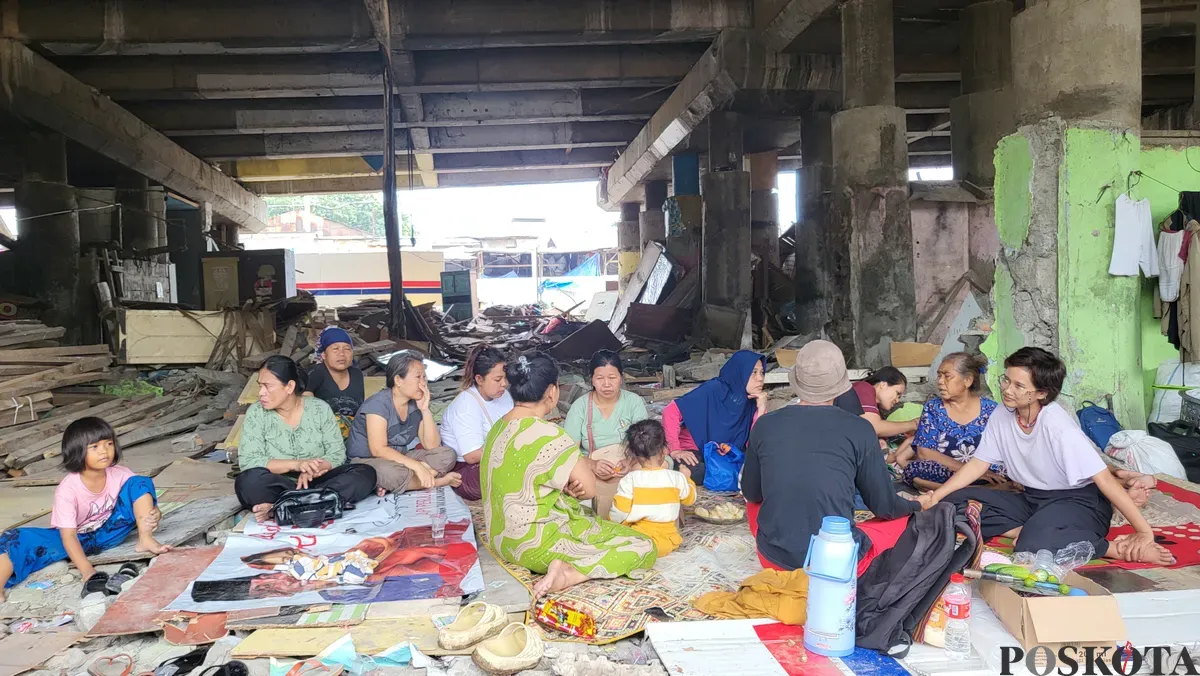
[439,345,514,500]
[923,348,1173,566]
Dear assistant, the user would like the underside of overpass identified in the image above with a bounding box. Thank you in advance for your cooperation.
[0,0,1186,373]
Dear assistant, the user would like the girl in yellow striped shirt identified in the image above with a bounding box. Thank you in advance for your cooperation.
[609,420,697,556]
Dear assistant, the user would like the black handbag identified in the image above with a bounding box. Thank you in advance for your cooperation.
[273,488,345,528]
[1147,421,1200,482]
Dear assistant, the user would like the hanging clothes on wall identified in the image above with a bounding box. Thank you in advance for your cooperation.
[1159,228,1186,302]
[1111,194,1159,277]
[1177,220,1200,362]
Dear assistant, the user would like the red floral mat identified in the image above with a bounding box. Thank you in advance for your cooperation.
[983,478,1200,570]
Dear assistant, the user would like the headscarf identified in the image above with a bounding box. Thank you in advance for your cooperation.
[674,350,765,450]
[318,327,353,354]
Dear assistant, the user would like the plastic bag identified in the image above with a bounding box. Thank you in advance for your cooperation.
[702,441,745,492]
[1105,430,1188,480]
[1013,542,1095,582]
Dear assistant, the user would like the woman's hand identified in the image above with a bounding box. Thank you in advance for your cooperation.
[296,459,330,477]
[411,461,437,489]
[593,460,617,481]
[296,472,313,490]
[671,450,699,467]
[752,391,769,414]
[416,382,432,412]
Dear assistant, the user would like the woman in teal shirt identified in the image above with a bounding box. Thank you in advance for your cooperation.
[564,350,649,518]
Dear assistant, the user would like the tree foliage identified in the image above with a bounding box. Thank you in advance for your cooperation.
[264,194,413,238]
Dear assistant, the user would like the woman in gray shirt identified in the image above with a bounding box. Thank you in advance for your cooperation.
[345,351,462,494]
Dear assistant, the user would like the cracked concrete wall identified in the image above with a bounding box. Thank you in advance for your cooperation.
[987,118,1145,426]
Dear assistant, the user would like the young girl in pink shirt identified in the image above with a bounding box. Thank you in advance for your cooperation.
[0,417,170,599]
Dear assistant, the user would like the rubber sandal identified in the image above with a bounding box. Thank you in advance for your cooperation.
[195,662,250,676]
[82,571,110,598]
[88,654,133,676]
[153,646,209,676]
[106,562,142,595]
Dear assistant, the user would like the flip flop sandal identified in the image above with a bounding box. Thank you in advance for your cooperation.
[195,662,250,676]
[82,571,110,598]
[153,646,209,676]
[106,563,143,595]
[88,654,133,676]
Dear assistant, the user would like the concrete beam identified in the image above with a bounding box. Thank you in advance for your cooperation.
[0,39,266,231]
[601,30,838,209]
[125,89,668,136]
[7,0,750,55]
[245,167,600,195]
[223,147,617,181]
[760,0,842,52]
[62,44,709,100]
[178,121,642,161]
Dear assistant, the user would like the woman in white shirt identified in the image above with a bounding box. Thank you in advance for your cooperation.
[439,345,513,500]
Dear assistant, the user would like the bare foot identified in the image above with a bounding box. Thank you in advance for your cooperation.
[376,486,387,497]
[1110,535,1175,566]
[531,559,586,599]
[252,503,274,523]
[435,472,462,489]
[135,535,173,555]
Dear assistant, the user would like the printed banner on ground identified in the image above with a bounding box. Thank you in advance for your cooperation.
[167,488,484,612]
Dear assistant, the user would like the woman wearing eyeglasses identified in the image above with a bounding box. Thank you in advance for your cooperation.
[919,347,1173,566]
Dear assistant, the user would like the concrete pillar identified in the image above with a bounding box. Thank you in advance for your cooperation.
[951,0,1015,185]
[749,152,780,269]
[991,0,1144,425]
[794,112,835,339]
[617,201,641,291]
[702,112,752,348]
[14,131,83,342]
[639,180,668,250]
[116,170,154,254]
[842,0,895,108]
[829,0,916,367]
[666,153,702,271]
[76,189,116,245]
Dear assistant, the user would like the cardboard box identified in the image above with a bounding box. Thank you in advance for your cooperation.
[979,571,1126,651]
[890,341,942,368]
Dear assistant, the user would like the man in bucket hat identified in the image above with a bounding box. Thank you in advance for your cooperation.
[742,340,922,575]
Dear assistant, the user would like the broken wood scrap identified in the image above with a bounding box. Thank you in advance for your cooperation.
[117,408,226,449]
[0,326,65,349]
[5,396,176,468]
[89,495,241,565]
[278,325,300,358]
[0,356,113,400]
[0,345,111,363]
[0,397,141,458]
[240,350,279,370]
[217,414,245,451]
[191,368,247,390]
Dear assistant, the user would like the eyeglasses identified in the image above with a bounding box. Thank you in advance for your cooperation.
[998,375,1034,395]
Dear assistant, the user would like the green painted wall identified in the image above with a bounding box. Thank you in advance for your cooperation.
[1136,146,1200,413]
[988,126,1146,427]
[984,133,1034,392]
[1059,129,1144,426]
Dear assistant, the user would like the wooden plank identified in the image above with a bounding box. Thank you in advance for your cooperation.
[217,414,244,450]
[0,391,53,413]
[651,385,698,402]
[87,546,223,637]
[0,631,85,676]
[6,396,175,468]
[0,327,65,348]
[117,409,225,449]
[232,618,461,659]
[0,357,112,400]
[0,397,137,457]
[0,402,52,427]
[0,484,58,531]
[278,325,300,358]
[0,345,111,361]
[89,495,242,565]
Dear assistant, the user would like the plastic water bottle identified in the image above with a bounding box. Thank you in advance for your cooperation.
[942,573,972,661]
[803,516,860,658]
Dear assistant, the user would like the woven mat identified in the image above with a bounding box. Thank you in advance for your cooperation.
[470,490,762,644]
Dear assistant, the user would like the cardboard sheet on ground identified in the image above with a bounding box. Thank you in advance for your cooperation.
[0,631,84,676]
[167,489,483,612]
[89,546,223,637]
